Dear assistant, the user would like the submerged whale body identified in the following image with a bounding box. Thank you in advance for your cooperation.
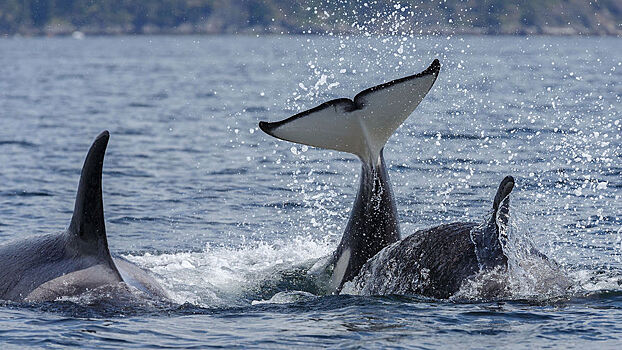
[260,59,441,293]
[348,176,516,299]
[0,131,167,302]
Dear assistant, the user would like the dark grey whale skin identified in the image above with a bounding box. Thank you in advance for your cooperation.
[0,131,166,302]
[351,176,516,299]
[329,151,401,292]
[355,222,480,298]
[328,161,514,297]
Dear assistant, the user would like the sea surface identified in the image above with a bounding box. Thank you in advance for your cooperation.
[0,34,620,348]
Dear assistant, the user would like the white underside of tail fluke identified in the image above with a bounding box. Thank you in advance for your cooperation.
[259,59,440,165]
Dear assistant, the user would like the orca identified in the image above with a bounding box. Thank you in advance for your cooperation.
[0,131,168,302]
[260,59,441,293]
[348,176,516,299]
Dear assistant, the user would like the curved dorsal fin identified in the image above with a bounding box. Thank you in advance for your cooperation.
[472,176,515,270]
[492,175,514,227]
[68,131,110,255]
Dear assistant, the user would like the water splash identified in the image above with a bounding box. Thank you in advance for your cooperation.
[125,236,334,307]
[456,209,573,301]
[251,291,317,305]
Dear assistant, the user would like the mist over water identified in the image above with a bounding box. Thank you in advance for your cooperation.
[0,34,620,347]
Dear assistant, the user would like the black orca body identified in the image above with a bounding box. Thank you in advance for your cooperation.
[349,176,515,299]
[0,131,167,302]
[260,60,441,293]
[328,153,400,292]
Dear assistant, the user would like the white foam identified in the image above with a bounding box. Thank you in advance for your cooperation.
[571,269,622,292]
[124,210,619,305]
[251,291,317,305]
[124,236,334,307]
[500,212,573,298]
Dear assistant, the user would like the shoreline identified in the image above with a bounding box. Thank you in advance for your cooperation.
[3,27,621,39]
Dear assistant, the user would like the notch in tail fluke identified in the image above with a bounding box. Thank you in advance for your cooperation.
[259,59,441,165]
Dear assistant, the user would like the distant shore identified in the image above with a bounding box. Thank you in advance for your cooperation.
[3,24,621,38]
[2,0,620,38]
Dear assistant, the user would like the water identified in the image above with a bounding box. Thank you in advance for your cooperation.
[0,35,620,348]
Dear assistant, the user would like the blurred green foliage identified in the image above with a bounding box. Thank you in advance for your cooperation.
[1,0,620,35]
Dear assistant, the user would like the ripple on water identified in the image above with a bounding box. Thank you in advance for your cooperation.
[0,35,620,348]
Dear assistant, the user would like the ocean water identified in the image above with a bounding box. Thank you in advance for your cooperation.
[0,34,620,348]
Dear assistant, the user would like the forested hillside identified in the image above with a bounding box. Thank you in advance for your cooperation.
[1,0,620,36]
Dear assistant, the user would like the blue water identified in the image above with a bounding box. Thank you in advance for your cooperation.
[0,35,620,348]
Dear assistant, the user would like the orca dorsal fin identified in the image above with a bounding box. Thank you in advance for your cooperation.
[472,176,515,270]
[68,131,110,255]
[492,175,514,225]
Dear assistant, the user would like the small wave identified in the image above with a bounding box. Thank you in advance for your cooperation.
[116,128,147,136]
[86,108,103,115]
[0,140,38,148]
[264,201,303,209]
[149,92,169,100]
[207,168,249,175]
[421,131,482,140]
[244,106,267,113]
[460,309,556,321]
[251,291,317,305]
[105,170,153,178]
[195,91,217,98]
[0,190,52,197]
[108,216,167,225]
[0,283,175,318]
[55,73,85,80]
[505,127,574,135]
[389,163,412,171]
[127,102,155,108]
[3,94,29,100]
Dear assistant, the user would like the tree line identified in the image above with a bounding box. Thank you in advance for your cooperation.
[1,0,620,36]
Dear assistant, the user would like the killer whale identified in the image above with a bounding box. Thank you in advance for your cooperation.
[348,176,516,298]
[260,59,441,293]
[0,131,167,302]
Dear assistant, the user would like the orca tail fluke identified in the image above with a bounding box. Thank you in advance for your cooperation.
[259,59,440,166]
[68,130,110,255]
[260,60,440,292]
